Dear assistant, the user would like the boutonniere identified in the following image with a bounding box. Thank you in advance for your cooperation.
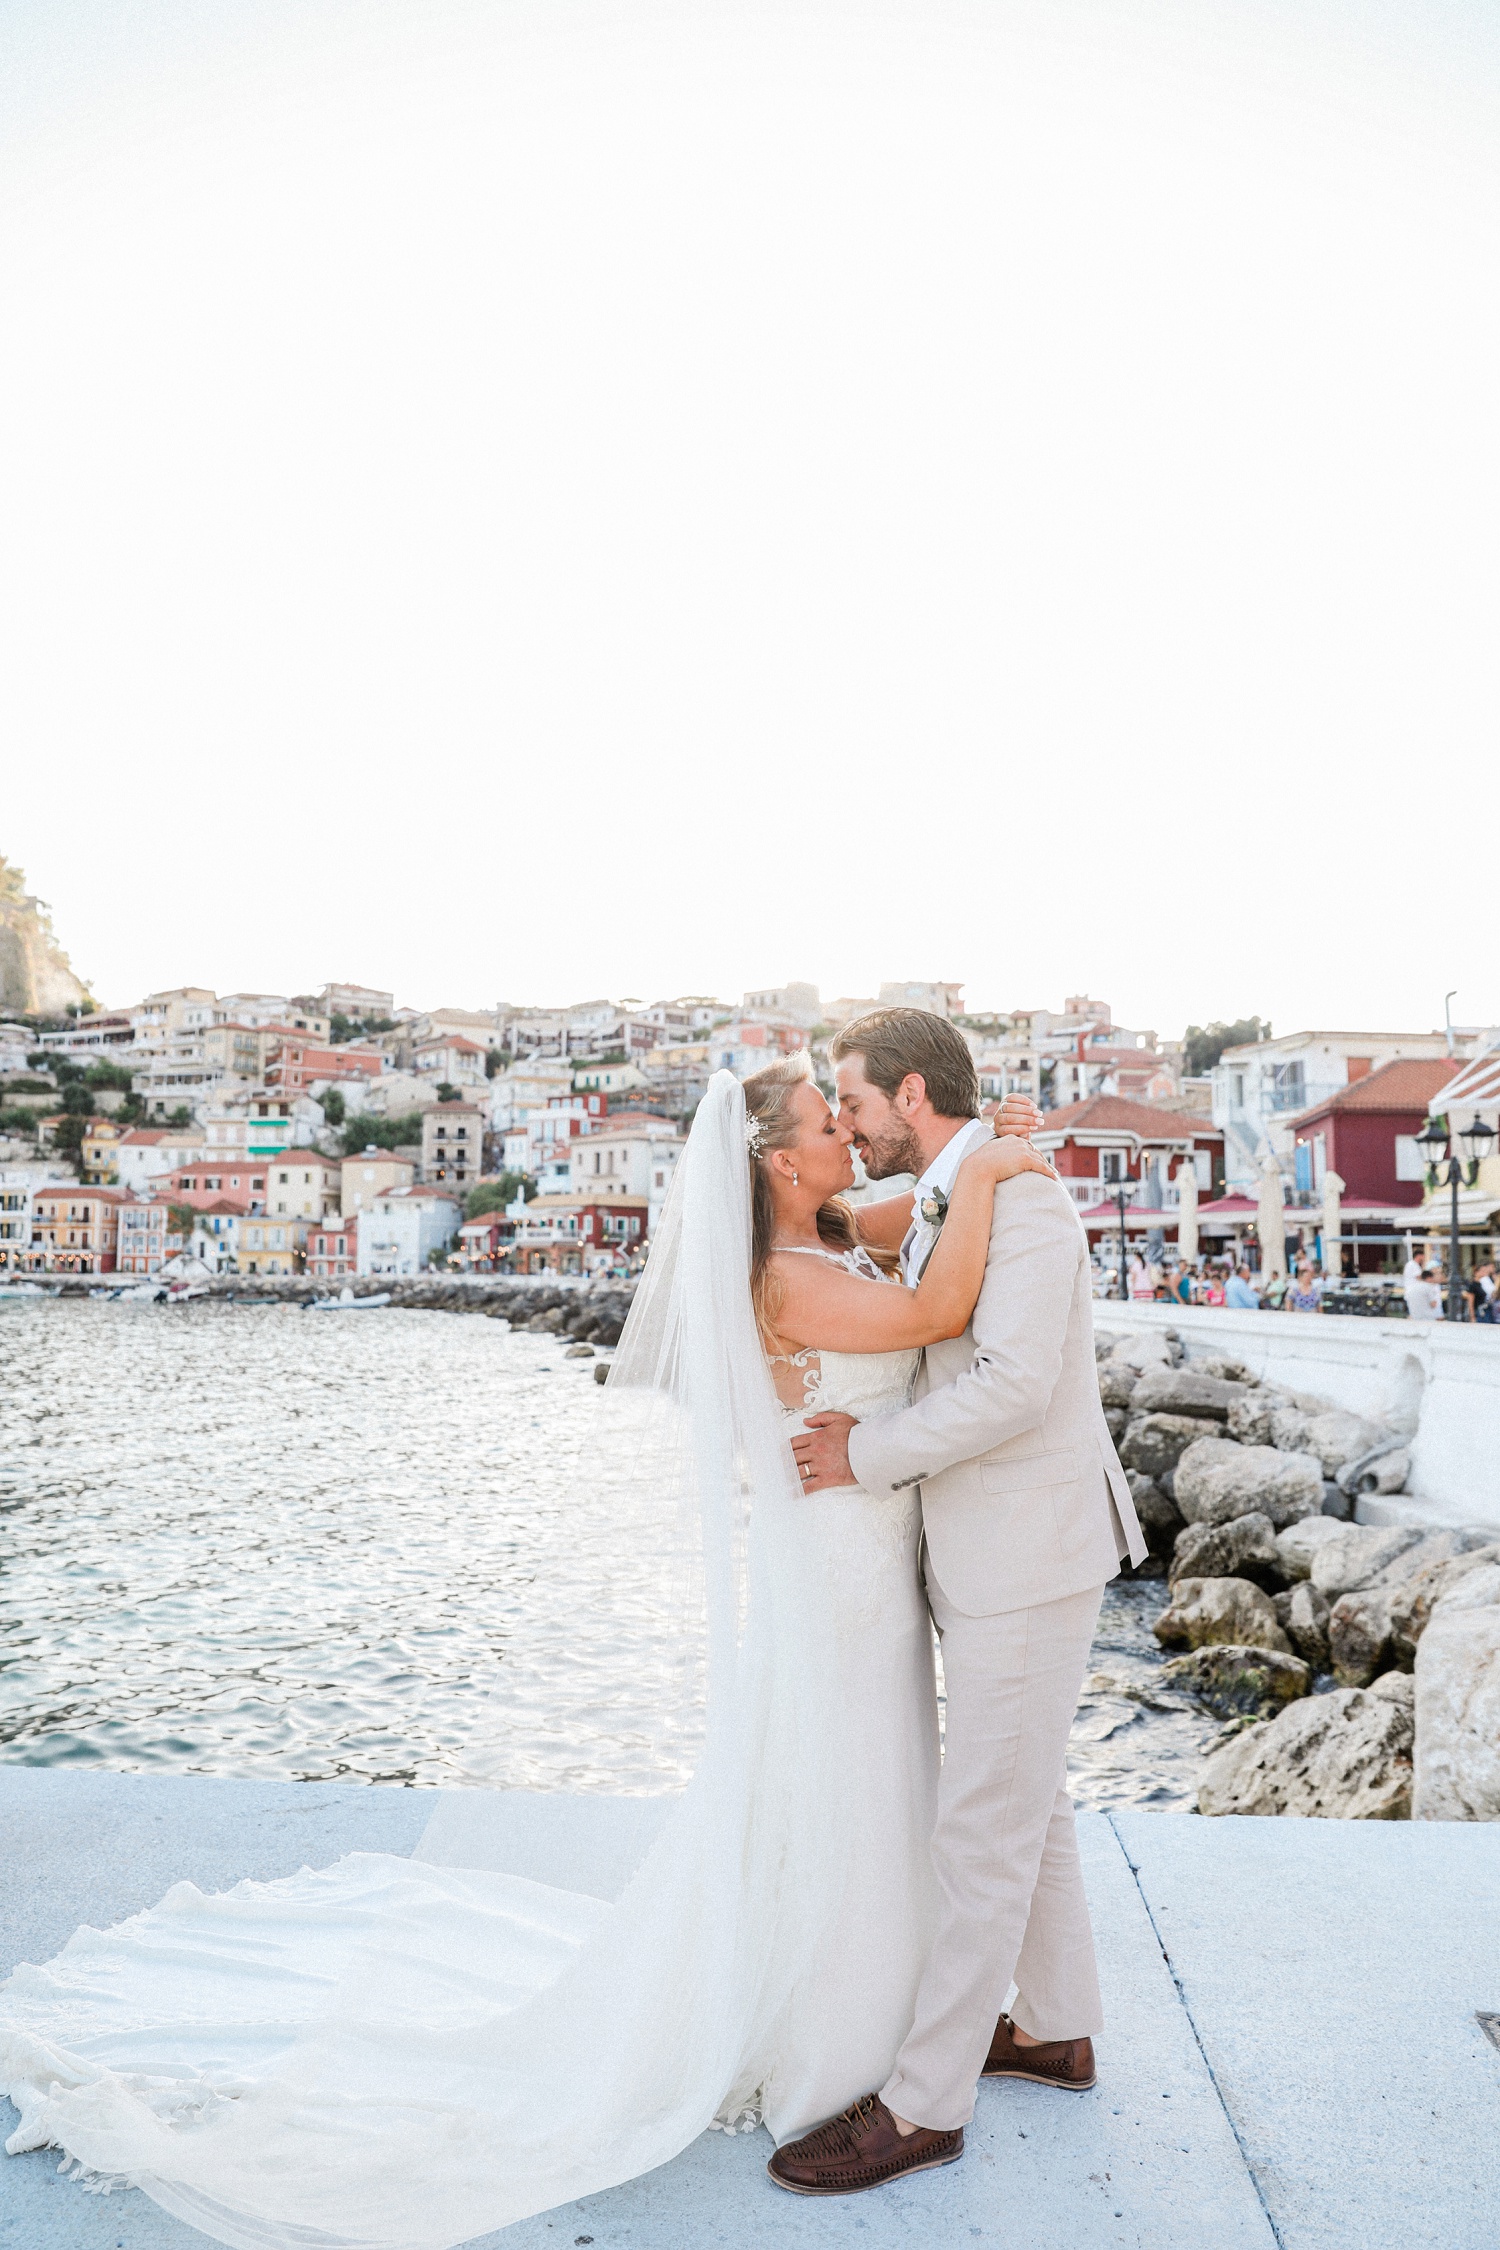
[919,1186,949,1229]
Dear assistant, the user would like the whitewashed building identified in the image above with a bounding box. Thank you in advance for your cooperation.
[1213,1029,1455,1189]
[357,1186,461,1276]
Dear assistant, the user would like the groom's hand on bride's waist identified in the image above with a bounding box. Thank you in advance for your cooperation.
[791,1412,859,1494]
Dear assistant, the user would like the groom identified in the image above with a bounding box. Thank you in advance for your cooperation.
[773,1007,1147,2197]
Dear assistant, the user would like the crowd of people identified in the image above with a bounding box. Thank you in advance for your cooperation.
[1095,1249,1499,1322]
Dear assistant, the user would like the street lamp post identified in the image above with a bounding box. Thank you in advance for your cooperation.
[1115,1180,1131,1302]
[1417,1113,1497,1321]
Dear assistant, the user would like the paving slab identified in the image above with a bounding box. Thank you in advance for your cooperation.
[0,1774,1269,2250]
[1113,1812,1500,2249]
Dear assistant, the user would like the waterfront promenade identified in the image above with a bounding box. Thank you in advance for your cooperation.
[1,1771,1495,2249]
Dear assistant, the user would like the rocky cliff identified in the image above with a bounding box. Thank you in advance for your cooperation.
[0,856,91,1016]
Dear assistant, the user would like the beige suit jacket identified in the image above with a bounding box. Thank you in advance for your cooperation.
[847,1172,1148,1618]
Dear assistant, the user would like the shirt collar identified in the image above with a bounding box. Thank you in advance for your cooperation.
[913,1116,991,1210]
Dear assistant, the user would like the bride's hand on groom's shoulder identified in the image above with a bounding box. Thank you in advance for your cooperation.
[966,1135,1057,1185]
[992,1094,1043,1139]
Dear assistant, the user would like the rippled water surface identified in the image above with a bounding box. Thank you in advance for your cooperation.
[0,1300,1207,1806]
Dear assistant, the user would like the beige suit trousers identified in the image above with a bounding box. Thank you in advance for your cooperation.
[880,1572,1105,2131]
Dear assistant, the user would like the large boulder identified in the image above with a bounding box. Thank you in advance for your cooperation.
[1128,1471,1184,1558]
[1199,1673,1414,1819]
[1107,1334,1174,1372]
[1286,1580,1332,1670]
[1275,1516,1347,1582]
[1174,1439,1323,1530]
[1098,1362,1141,1409]
[1129,1370,1244,1422]
[1413,1562,1500,1821]
[1162,1643,1310,1722]
[1310,1524,1484,1604]
[1153,1576,1291,1654]
[1226,1389,1289,1446]
[1169,1510,1280,1590]
[1328,1588,1395,1687]
[1267,1405,1312,1451]
[1192,1354,1252,1382]
[1309,1523,1425,1598]
[1119,1414,1209,1481]
[1389,1543,1500,1663]
[1300,1411,1388,1475]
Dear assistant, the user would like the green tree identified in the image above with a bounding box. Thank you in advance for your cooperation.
[435,1081,463,1103]
[1182,1017,1271,1078]
[484,1046,510,1079]
[84,1061,135,1092]
[59,1082,95,1116]
[0,1105,38,1138]
[464,1173,531,1218]
[167,1105,194,1127]
[339,1110,426,1156]
[52,1114,89,1169]
[321,1087,347,1128]
[329,1013,396,1045]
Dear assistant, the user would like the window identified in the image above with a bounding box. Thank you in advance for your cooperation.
[1395,1135,1427,1182]
[1099,1150,1127,1183]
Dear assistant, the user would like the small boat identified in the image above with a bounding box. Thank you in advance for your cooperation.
[307,1287,392,1311]
[0,1282,44,1299]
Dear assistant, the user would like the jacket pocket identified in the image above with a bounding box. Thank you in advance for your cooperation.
[980,1448,1079,1495]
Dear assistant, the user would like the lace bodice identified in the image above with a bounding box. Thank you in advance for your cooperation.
[766,1244,919,1424]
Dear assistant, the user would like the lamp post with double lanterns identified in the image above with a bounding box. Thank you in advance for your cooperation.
[1416,1113,1497,1321]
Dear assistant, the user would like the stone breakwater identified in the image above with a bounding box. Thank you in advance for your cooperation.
[44,1272,639,1346]
[1099,1325,1500,1824]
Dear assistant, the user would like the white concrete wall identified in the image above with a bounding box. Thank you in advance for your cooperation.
[1095,1303,1500,1532]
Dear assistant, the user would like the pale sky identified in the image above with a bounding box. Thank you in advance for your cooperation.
[2,0,1497,1038]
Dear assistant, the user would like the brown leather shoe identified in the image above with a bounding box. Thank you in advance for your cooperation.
[767,2093,964,2196]
[982,2013,1096,2091]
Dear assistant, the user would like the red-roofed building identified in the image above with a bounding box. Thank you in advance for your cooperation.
[27,1185,126,1272]
[266,1041,383,1094]
[413,1036,488,1088]
[1033,1095,1223,1215]
[1285,1057,1462,1207]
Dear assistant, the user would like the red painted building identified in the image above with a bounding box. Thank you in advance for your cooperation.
[1034,1094,1224,1211]
[266,1042,384,1094]
[168,1162,267,1213]
[1286,1058,1461,1208]
[307,1217,358,1280]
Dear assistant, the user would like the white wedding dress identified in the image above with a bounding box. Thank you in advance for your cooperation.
[0,1077,939,2250]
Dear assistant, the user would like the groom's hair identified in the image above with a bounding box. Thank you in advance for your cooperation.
[829,1007,980,1120]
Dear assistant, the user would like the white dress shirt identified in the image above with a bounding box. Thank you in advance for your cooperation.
[902,1116,993,1285]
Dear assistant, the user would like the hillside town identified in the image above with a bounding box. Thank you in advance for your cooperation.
[3,971,1499,1306]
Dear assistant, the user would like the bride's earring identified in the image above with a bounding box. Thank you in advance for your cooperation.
[792,1171,799,1186]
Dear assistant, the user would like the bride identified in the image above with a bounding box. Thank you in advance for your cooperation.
[0,1061,1051,2250]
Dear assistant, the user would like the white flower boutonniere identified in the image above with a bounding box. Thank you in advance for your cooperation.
[919,1186,949,1230]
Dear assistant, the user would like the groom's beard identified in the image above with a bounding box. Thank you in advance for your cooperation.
[856,1120,925,1181]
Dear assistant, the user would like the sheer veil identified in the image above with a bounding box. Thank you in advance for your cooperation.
[0,1071,848,2250]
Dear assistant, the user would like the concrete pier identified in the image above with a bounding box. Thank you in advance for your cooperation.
[1096,1301,1500,1531]
[0,1771,1496,2249]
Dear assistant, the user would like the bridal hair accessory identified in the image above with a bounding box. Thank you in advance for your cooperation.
[744,1114,768,1158]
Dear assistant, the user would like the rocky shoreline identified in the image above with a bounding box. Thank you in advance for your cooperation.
[1100,1325,1500,1822]
[36,1271,640,1346]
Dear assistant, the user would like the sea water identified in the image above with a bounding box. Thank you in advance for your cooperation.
[0,1301,1213,1807]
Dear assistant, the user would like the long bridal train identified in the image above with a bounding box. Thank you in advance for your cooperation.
[0,1073,936,2250]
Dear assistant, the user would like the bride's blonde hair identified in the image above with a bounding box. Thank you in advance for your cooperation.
[742,1052,897,1346]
